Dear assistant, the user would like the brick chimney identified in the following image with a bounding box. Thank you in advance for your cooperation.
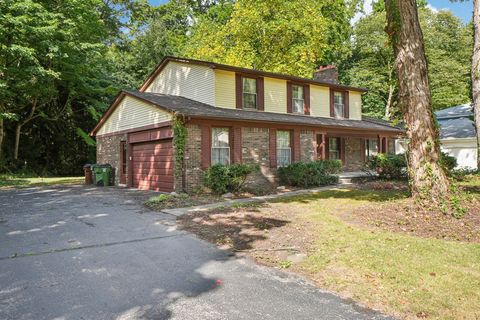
[313,65,339,84]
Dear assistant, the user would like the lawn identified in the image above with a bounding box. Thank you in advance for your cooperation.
[0,174,84,188]
[179,177,480,319]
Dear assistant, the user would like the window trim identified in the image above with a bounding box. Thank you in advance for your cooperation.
[276,130,292,167]
[242,77,257,110]
[330,89,349,119]
[236,73,264,111]
[211,127,231,165]
[328,137,340,160]
[292,84,305,114]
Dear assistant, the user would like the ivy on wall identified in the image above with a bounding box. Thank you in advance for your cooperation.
[172,114,187,187]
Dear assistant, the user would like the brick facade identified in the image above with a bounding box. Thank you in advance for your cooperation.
[181,123,203,193]
[343,137,364,171]
[96,133,127,185]
[300,130,315,162]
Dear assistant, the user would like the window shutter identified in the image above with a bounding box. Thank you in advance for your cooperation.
[286,82,292,113]
[344,91,349,118]
[293,128,301,162]
[232,126,242,163]
[340,138,346,164]
[257,77,264,111]
[201,125,211,169]
[269,129,277,168]
[304,85,310,115]
[235,73,243,109]
[329,89,334,117]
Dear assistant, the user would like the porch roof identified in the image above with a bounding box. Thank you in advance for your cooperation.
[124,90,404,134]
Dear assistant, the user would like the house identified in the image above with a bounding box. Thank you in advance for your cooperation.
[395,104,478,170]
[90,56,403,192]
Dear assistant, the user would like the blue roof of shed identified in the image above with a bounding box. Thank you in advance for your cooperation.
[435,104,476,139]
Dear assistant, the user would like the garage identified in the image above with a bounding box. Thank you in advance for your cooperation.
[127,126,174,192]
[131,140,174,191]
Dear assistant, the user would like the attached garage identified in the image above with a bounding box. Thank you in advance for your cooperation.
[131,140,174,192]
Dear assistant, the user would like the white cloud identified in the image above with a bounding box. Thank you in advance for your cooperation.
[426,3,439,13]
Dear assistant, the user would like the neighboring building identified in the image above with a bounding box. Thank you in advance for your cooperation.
[395,104,477,170]
[91,57,403,192]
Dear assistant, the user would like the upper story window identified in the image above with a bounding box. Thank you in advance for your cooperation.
[242,77,257,109]
[276,130,291,167]
[333,91,345,118]
[292,85,304,114]
[212,127,230,165]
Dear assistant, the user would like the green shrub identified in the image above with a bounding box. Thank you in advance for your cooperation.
[204,164,258,194]
[440,152,457,173]
[368,153,407,180]
[277,160,342,187]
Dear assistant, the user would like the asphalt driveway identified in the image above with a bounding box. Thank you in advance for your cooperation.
[0,185,391,320]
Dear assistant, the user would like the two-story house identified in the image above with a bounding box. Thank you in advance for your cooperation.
[90,56,403,192]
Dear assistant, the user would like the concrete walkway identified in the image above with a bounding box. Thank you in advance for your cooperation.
[162,184,348,217]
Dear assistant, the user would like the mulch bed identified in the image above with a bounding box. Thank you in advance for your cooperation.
[347,181,480,243]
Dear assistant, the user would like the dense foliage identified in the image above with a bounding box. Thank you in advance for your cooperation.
[368,154,407,180]
[344,3,472,119]
[0,0,472,176]
[203,163,258,194]
[277,160,342,187]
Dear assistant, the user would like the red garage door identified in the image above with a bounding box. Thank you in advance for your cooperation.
[131,139,174,192]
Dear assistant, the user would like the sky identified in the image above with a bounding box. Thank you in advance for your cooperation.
[148,0,473,24]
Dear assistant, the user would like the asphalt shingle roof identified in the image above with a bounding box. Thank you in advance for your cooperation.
[125,90,403,133]
[434,104,476,139]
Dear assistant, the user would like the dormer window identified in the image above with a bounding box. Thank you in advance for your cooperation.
[242,77,257,109]
[334,91,345,118]
[292,85,304,114]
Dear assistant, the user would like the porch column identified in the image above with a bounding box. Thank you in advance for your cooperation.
[321,133,326,160]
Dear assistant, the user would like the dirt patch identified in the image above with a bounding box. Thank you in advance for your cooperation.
[178,202,316,267]
[349,195,480,243]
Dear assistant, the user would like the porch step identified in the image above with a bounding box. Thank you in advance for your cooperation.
[338,178,353,185]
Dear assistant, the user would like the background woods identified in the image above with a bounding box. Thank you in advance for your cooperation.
[0,0,473,175]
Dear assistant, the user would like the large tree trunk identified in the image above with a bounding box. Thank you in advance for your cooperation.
[385,0,449,200]
[0,118,4,160]
[13,124,21,160]
[472,0,480,170]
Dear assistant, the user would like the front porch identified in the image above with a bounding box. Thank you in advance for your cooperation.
[313,132,396,172]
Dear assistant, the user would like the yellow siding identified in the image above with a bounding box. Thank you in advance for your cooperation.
[97,95,172,136]
[349,91,362,120]
[264,78,287,113]
[310,85,330,117]
[145,61,215,106]
[215,70,236,109]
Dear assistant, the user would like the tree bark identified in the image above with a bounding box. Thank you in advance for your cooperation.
[0,118,4,160]
[385,0,449,200]
[14,123,21,160]
[472,0,480,170]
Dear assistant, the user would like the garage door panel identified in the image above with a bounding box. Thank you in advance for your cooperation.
[132,168,174,175]
[131,139,174,192]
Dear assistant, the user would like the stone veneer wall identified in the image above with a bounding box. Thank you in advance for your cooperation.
[344,137,364,171]
[241,127,277,190]
[181,123,203,193]
[300,130,315,162]
[96,133,127,185]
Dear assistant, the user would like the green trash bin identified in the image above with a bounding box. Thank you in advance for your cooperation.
[93,164,112,186]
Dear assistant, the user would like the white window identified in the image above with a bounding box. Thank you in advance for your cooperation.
[329,138,340,160]
[365,139,378,159]
[243,77,257,109]
[276,130,291,167]
[292,85,304,114]
[334,91,345,118]
[212,128,230,165]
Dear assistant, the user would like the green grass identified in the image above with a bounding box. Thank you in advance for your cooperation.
[0,174,84,188]
[276,189,480,319]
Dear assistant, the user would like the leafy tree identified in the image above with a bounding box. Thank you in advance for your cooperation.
[346,3,471,119]
[184,0,361,78]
